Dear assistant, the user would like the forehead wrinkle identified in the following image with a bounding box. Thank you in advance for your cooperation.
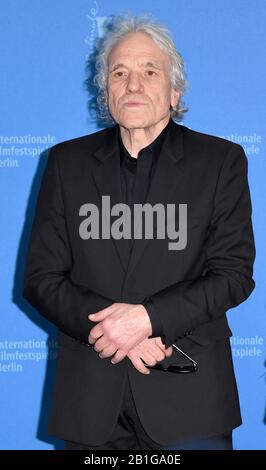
[109,50,170,71]
[109,42,168,61]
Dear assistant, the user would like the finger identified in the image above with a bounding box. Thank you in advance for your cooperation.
[140,352,157,367]
[88,325,103,345]
[155,337,167,351]
[98,345,117,359]
[128,355,151,375]
[93,337,110,353]
[131,341,165,363]
[148,343,167,361]
[111,349,127,364]
[154,349,167,362]
[165,346,173,357]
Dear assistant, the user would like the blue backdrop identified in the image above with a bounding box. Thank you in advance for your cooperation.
[0,0,265,450]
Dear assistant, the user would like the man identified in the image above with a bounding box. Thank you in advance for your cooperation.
[23,14,255,450]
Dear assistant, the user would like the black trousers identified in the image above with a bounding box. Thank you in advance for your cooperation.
[65,372,233,450]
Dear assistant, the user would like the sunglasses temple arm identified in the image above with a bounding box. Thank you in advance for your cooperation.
[172,343,197,365]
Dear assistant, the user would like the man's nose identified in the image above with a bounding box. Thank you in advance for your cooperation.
[125,71,144,93]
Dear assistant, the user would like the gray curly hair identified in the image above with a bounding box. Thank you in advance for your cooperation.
[93,13,188,123]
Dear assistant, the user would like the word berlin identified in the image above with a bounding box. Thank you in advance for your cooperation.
[79,196,187,251]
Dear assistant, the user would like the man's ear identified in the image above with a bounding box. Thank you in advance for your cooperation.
[171,89,180,108]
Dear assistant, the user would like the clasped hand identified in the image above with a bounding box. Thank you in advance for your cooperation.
[88,302,173,374]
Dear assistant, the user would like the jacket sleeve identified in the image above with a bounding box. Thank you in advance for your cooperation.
[22,146,113,344]
[147,144,256,348]
[142,297,165,340]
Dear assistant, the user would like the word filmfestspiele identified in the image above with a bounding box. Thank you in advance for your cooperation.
[79,197,187,251]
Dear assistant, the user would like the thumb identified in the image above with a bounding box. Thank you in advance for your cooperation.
[88,307,112,322]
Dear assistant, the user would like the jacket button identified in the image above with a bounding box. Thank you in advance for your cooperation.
[184,329,194,336]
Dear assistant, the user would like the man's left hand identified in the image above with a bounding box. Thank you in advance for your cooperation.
[88,302,152,363]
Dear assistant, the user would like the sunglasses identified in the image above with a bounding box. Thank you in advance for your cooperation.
[143,343,198,374]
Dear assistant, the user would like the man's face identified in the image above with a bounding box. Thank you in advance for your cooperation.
[107,32,180,129]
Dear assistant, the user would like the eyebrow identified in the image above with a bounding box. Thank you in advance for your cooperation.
[109,61,162,72]
[109,63,125,72]
[143,62,162,70]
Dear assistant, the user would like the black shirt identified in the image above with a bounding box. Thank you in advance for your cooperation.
[118,118,172,343]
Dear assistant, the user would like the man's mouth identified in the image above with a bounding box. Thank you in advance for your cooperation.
[124,102,146,106]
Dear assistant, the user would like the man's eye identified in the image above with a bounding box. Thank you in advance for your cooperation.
[114,71,126,78]
[146,70,157,76]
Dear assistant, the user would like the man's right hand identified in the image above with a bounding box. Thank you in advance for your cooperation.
[126,337,173,375]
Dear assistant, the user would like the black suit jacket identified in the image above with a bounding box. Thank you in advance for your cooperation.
[23,119,255,446]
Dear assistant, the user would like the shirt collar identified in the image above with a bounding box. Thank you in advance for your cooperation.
[118,117,172,166]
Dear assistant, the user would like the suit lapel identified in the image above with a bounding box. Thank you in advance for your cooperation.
[92,125,131,272]
[91,120,185,278]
